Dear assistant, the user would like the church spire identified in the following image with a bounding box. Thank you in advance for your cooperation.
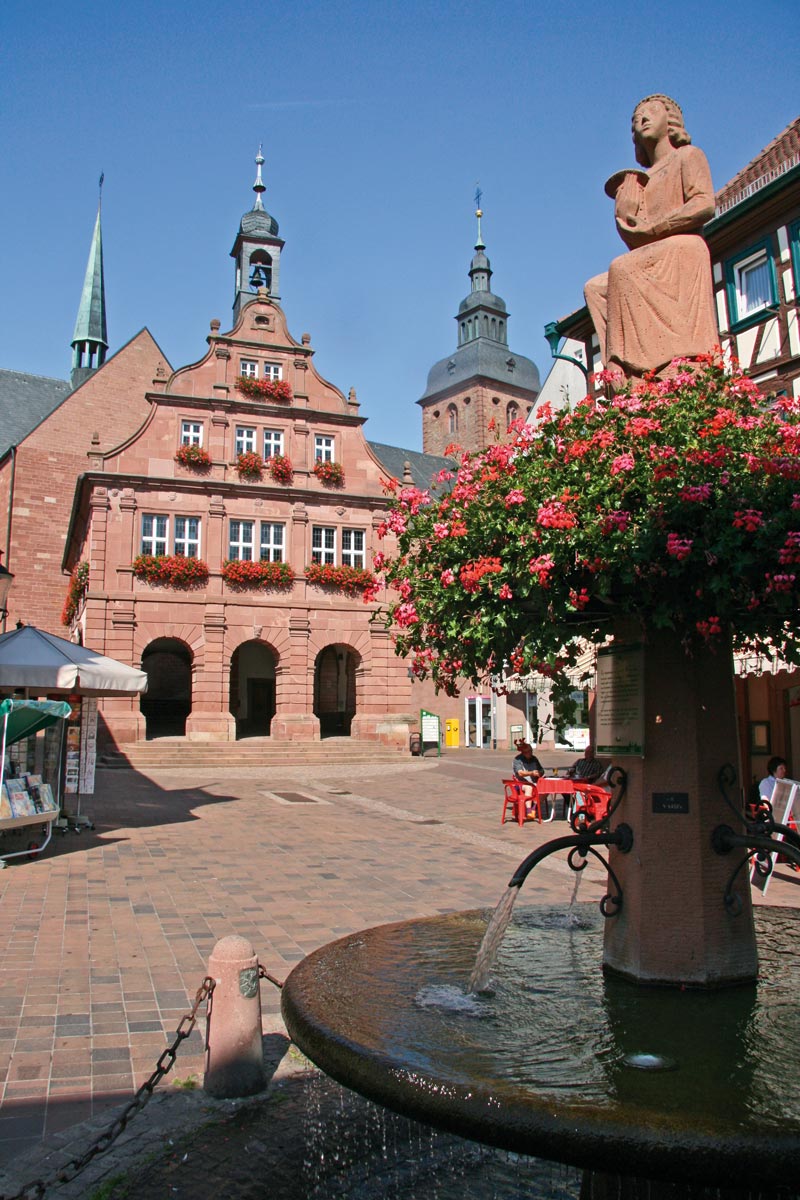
[70,175,108,390]
[457,198,504,346]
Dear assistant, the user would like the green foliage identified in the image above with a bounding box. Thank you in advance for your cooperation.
[377,357,800,693]
[61,560,89,626]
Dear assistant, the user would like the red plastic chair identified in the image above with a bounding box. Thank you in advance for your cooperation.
[572,783,611,824]
[501,779,541,826]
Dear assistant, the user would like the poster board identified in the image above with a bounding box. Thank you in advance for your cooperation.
[64,696,99,796]
[750,777,800,894]
[595,644,645,756]
[419,709,441,757]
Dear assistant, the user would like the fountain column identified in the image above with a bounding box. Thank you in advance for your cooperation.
[602,623,758,986]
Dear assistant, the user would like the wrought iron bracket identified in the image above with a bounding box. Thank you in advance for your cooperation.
[712,823,800,914]
[508,822,633,919]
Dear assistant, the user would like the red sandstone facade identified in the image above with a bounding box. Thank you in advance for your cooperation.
[60,293,413,746]
[0,331,171,632]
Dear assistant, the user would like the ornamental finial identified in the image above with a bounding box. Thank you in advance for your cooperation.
[474,183,484,249]
[253,144,266,212]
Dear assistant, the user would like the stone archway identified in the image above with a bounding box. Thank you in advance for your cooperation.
[313,644,360,737]
[229,641,277,739]
[140,638,193,739]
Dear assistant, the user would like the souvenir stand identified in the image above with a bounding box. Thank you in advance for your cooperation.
[0,697,72,864]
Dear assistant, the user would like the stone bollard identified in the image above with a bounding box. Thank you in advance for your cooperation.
[204,935,266,1098]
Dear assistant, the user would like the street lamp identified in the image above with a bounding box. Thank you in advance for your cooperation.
[543,321,590,382]
[0,554,13,632]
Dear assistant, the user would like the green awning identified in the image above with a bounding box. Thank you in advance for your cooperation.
[0,698,72,747]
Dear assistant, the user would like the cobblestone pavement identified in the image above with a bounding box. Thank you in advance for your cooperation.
[0,748,796,1198]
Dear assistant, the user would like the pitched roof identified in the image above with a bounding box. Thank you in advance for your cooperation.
[0,370,72,458]
[367,442,454,491]
[715,116,800,215]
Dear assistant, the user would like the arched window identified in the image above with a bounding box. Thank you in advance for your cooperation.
[447,405,458,434]
[507,402,519,428]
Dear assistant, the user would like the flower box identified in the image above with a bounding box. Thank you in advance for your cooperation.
[236,451,264,480]
[268,454,294,485]
[313,460,345,488]
[174,444,212,470]
[305,563,378,599]
[61,561,89,626]
[235,376,293,404]
[222,559,294,590]
[132,555,209,588]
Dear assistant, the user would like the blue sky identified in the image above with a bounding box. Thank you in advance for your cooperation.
[2,0,797,449]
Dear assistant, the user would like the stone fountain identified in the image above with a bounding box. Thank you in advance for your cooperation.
[282,97,800,1196]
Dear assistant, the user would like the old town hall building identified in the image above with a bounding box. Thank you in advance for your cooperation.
[0,156,453,748]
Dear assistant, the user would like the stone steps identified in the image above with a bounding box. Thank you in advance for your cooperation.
[99,738,411,770]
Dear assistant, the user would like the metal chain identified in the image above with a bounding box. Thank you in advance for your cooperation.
[258,963,284,990]
[0,976,216,1200]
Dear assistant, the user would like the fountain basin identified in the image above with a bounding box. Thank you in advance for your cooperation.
[282,905,800,1190]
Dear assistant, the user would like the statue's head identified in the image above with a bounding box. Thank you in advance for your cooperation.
[631,95,691,166]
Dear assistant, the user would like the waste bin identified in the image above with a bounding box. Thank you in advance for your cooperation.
[409,732,422,756]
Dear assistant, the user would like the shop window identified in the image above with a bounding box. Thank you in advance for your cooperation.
[311,526,336,565]
[229,520,255,561]
[341,529,365,568]
[260,522,285,562]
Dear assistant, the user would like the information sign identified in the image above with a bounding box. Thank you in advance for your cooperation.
[595,644,645,756]
[419,709,441,757]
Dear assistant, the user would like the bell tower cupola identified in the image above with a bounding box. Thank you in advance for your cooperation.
[230,146,285,322]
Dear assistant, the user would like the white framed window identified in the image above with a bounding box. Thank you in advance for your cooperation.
[174,516,201,558]
[180,421,203,446]
[314,435,334,463]
[235,427,256,455]
[341,529,365,568]
[311,526,336,565]
[141,514,168,557]
[229,520,255,561]
[260,522,285,562]
[240,360,258,379]
[263,429,284,460]
[726,240,776,325]
[263,361,283,381]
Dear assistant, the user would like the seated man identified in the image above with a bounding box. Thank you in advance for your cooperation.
[565,746,605,785]
[512,741,544,817]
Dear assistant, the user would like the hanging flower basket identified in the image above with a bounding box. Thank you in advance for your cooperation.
[132,554,209,588]
[174,444,212,470]
[236,451,264,480]
[235,376,293,403]
[61,561,89,626]
[305,562,379,600]
[222,559,295,590]
[268,454,294,485]
[313,460,345,488]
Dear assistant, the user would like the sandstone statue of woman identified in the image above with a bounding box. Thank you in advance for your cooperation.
[584,95,718,377]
